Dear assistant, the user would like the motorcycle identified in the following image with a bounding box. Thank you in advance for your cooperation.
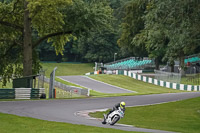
[102,107,124,125]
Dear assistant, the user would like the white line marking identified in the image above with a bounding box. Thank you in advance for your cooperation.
[116,123,133,127]
[58,76,137,94]
[74,108,134,127]
[56,76,83,88]
[57,76,94,92]
[75,99,189,126]
[84,76,137,93]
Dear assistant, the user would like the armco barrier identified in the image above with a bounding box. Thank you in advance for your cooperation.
[0,89,15,99]
[54,79,89,96]
[43,76,89,96]
[31,88,45,99]
[0,88,45,99]
[15,88,31,99]
[116,70,200,91]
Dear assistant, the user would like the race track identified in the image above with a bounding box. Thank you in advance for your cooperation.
[58,76,134,93]
[0,92,200,133]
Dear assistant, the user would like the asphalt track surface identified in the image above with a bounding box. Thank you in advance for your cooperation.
[1,92,200,133]
[58,76,134,93]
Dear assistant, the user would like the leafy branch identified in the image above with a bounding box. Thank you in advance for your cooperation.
[0,20,23,31]
[32,31,72,48]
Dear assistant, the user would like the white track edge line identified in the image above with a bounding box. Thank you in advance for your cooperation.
[84,76,137,93]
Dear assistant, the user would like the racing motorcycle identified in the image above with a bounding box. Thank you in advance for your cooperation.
[102,107,124,125]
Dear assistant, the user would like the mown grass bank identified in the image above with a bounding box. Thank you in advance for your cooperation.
[89,75,184,95]
[54,74,186,97]
[41,62,94,77]
[90,97,200,133]
[0,113,137,133]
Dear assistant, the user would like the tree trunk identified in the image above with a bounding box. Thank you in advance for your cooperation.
[23,0,32,76]
[155,58,160,70]
[180,52,185,76]
[170,61,174,72]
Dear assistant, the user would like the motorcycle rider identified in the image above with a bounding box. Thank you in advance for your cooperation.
[106,101,126,118]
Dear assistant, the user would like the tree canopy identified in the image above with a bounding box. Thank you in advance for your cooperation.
[0,0,113,85]
[118,0,200,73]
[1,0,200,86]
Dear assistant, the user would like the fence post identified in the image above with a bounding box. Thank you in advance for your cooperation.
[49,67,57,98]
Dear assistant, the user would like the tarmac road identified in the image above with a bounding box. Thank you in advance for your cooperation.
[0,92,200,133]
[58,76,135,93]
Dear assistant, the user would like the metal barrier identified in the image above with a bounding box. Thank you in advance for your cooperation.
[43,76,89,96]
[15,88,45,99]
[0,89,15,99]
[0,88,45,99]
[155,70,181,84]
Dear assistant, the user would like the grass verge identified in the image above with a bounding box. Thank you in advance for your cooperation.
[55,74,186,97]
[55,77,107,97]
[0,112,138,133]
[41,63,94,77]
[181,74,200,85]
[90,97,200,133]
[89,75,184,95]
[0,80,12,88]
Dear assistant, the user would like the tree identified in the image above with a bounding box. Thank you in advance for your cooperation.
[73,0,131,63]
[118,0,200,73]
[117,0,148,57]
[139,0,169,70]
[0,0,113,85]
[145,0,200,74]
[77,30,119,63]
[36,40,81,62]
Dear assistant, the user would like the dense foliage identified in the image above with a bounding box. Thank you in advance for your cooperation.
[0,0,113,85]
[1,0,200,86]
[37,0,128,63]
[118,0,200,73]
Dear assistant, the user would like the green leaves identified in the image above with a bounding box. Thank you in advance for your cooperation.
[0,0,114,85]
[118,0,148,57]
[63,0,113,35]
[28,0,72,36]
[118,0,200,70]
[48,34,75,55]
[77,30,118,62]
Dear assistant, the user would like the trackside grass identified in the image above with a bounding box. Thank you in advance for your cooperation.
[0,113,138,133]
[1,63,93,88]
[55,77,106,97]
[90,97,200,133]
[41,63,94,77]
[0,80,12,88]
[55,74,185,97]
[89,75,184,95]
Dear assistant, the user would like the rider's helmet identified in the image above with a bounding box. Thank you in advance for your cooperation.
[120,101,126,109]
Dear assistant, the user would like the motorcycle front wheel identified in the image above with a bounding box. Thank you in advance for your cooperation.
[110,115,120,125]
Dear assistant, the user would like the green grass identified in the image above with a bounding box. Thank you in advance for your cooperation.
[90,97,200,133]
[0,80,12,88]
[55,77,108,97]
[89,75,184,95]
[55,77,105,97]
[0,112,138,133]
[1,63,93,88]
[41,63,94,77]
[55,74,185,97]
[181,74,200,85]
[55,77,86,88]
